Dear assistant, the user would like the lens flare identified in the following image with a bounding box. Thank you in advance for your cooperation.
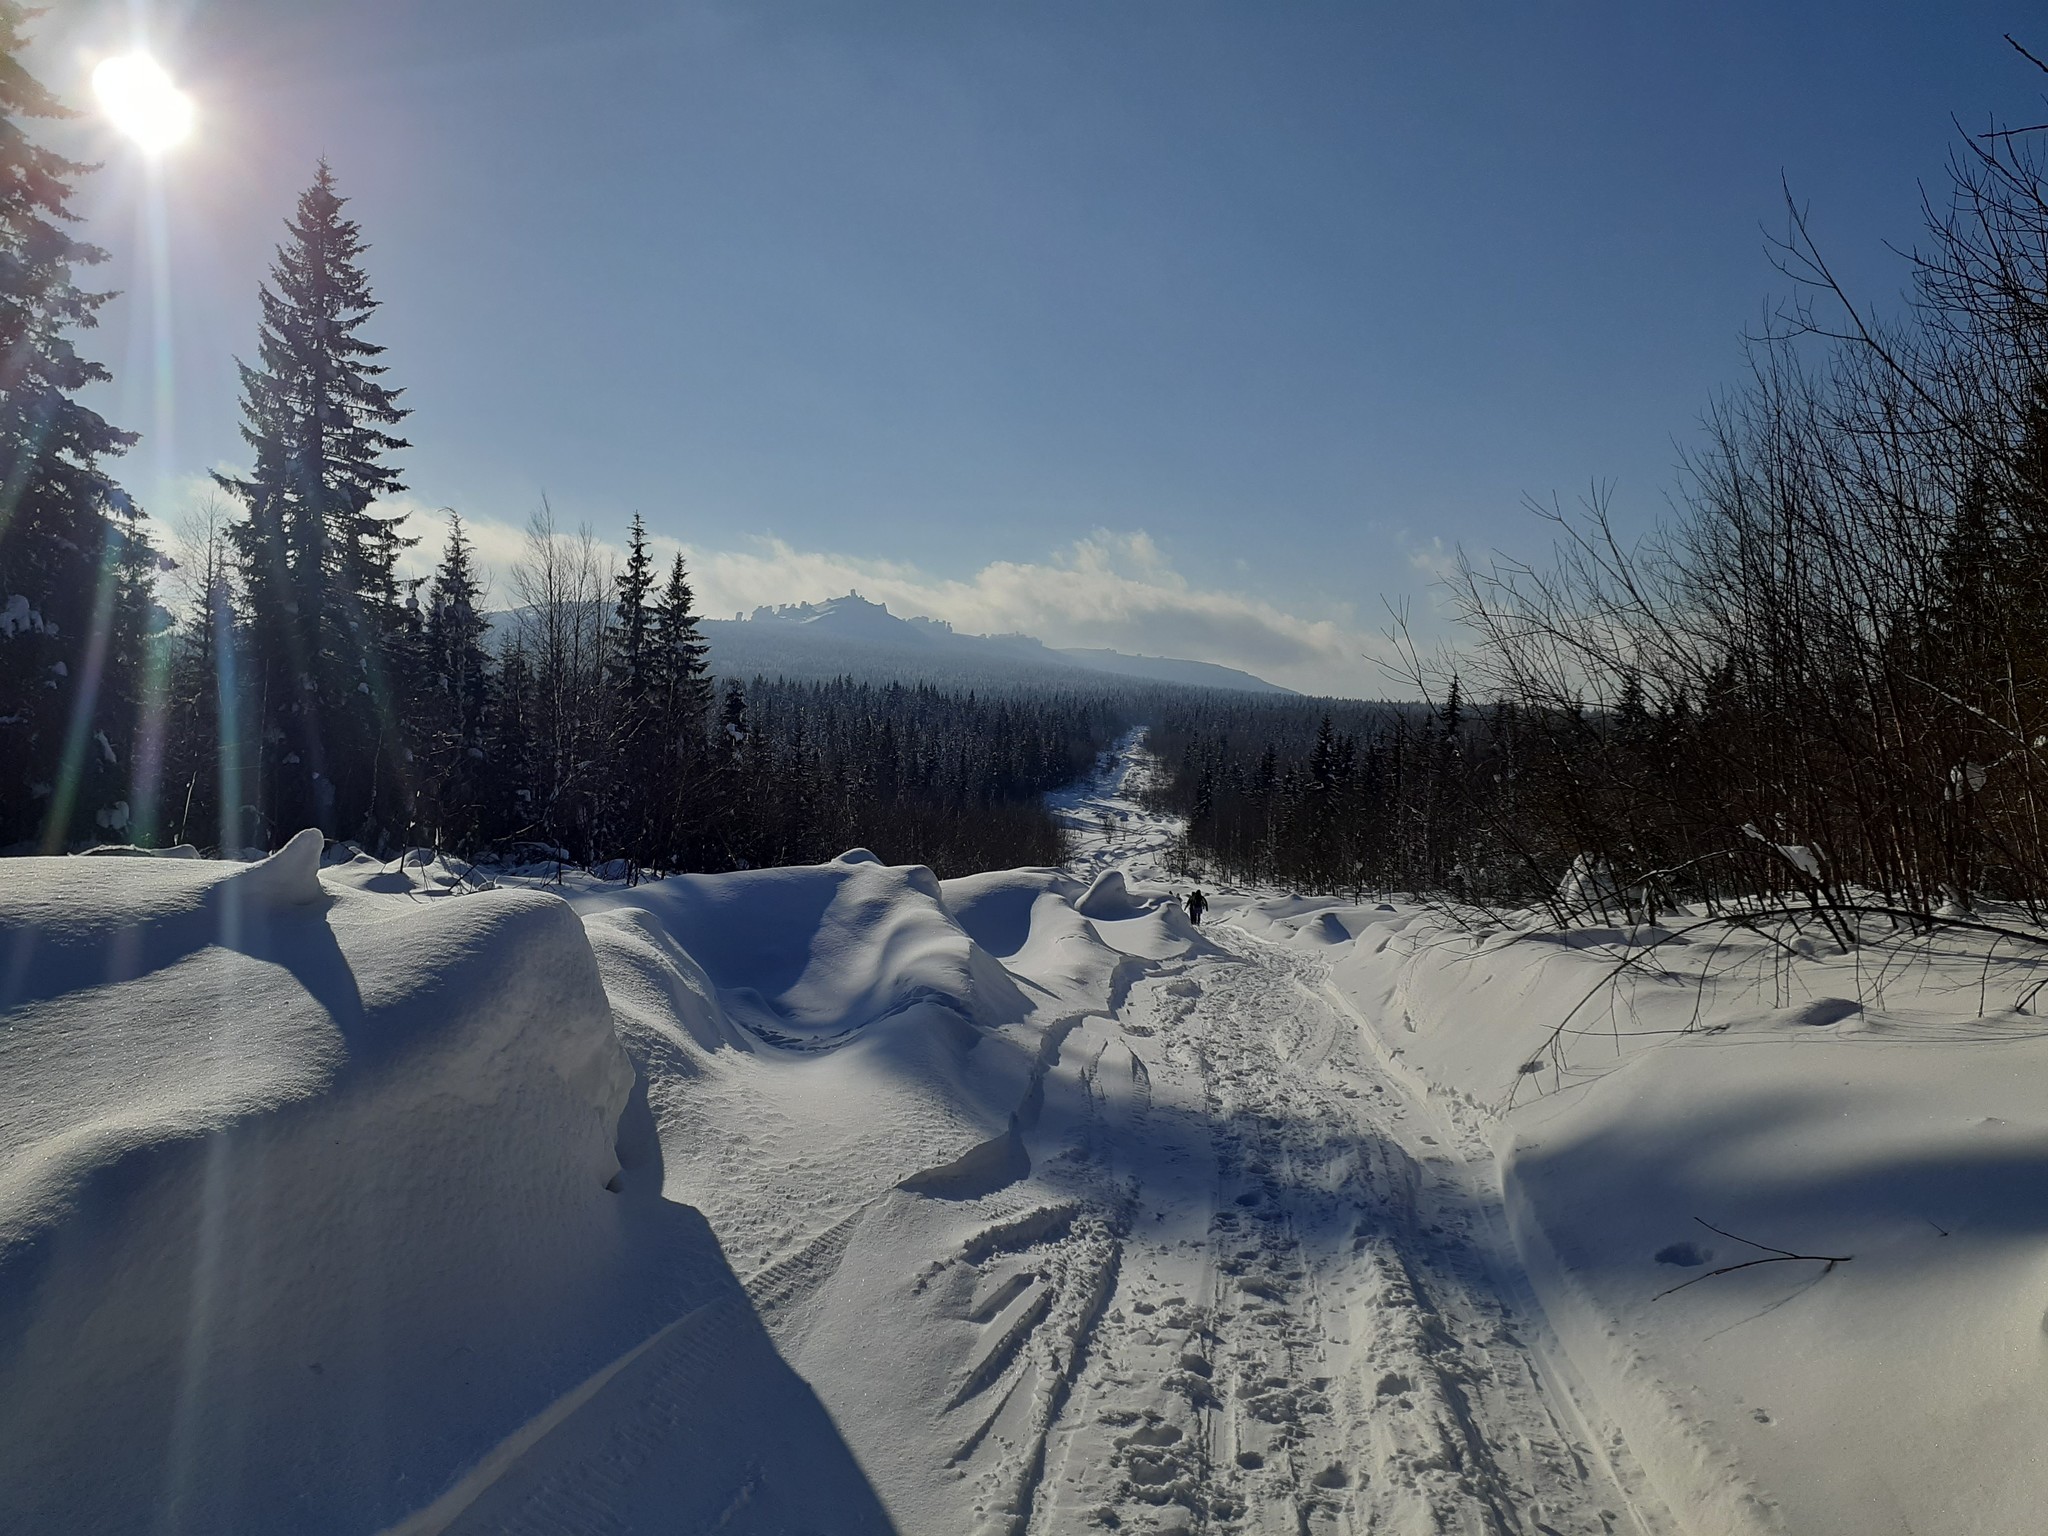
[91,53,194,154]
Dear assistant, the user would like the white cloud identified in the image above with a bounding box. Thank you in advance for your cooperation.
[394,513,1402,696]
[385,500,540,605]
[1405,534,1456,582]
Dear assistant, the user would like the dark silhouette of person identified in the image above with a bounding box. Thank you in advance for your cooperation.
[1186,889,1208,925]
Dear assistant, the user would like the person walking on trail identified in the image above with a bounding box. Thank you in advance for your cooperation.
[1186,889,1208,925]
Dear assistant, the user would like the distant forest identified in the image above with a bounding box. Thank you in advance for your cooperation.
[1143,694,1470,898]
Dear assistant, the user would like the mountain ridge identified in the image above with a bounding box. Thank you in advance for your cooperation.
[697,593,1296,694]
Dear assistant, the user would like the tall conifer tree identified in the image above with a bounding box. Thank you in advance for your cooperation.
[217,162,410,842]
[0,4,148,850]
[419,514,490,845]
[711,679,754,867]
[651,550,711,864]
[607,513,656,859]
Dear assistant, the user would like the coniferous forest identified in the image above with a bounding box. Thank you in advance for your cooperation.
[1142,694,1490,898]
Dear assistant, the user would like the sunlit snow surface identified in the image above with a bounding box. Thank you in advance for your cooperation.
[8,735,2048,1533]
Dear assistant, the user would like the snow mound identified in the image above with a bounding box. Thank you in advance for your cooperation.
[1060,867,1221,963]
[3,831,336,1004]
[235,823,328,903]
[940,866,1166,1010]
[0,842,647,1533]
[1299,909,1355,945]
[941,866,1081,959]
[322,843,497,896]
[562,858,1047,1299]
[584,904,746,1063]
[1076,867,1148,919]
[1,842,895,1534]
[14,732,1376,1530]
[572,855,1027,1045]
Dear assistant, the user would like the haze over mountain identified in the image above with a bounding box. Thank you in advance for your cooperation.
[697,593,1297,695]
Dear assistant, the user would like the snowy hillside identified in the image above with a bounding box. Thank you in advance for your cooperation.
[5,737,2044,1534]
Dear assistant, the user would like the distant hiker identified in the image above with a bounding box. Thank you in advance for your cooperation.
[1186,889,1208,925]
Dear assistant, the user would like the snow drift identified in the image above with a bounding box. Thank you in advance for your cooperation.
[575,848,1032,1045]
[1315,900,2048,1536]
[0,837,890,1534]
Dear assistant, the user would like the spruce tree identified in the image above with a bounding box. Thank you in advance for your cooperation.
[610,514,654,696]
[488,638,536,843]
[420,513,490,846]
[161,516,239,848]
[651,550,712,864]
[217,161,410,844]
[654,552,711,717]
[607,513,656,859]
[0,5,148,850]
[711,679,754,867]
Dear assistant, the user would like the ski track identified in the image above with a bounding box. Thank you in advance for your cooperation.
[933,734,1670,1536]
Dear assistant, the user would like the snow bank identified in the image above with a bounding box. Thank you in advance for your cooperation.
[0,836,635,1532]
[560,855,1052,1283]
[551,847,1227,1529]
[941,865,1081,960]
[321,843,496,896]
[1,838,888,1534]
[1075,866,1148,919]
[942,864,1209,1008]
[574,850,1029,1045]
[1320,905,2048,1536]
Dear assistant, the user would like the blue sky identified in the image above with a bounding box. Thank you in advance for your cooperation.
[38,1,2048,694]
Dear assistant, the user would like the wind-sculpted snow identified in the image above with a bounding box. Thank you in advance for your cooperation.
[0,838,890,1535]
[0,838,632,1530]
[699,740,1669,1535]
[941,865,1082,960]
[572,849,1032,1045]
[2,746,1681,1534]
[564,854,1059,1297]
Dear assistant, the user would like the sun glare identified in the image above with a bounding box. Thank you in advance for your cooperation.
[91,53,194,154]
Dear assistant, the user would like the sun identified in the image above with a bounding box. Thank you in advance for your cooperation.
[91,53,194,154]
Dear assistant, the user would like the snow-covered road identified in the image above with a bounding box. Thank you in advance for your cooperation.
[953,738,1666,1535]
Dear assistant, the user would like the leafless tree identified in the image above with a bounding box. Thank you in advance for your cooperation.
[510,498,616,861]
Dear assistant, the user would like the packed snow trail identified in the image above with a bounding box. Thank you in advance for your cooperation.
[912,736,1666,1535]
[1008,936,1651,1532]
